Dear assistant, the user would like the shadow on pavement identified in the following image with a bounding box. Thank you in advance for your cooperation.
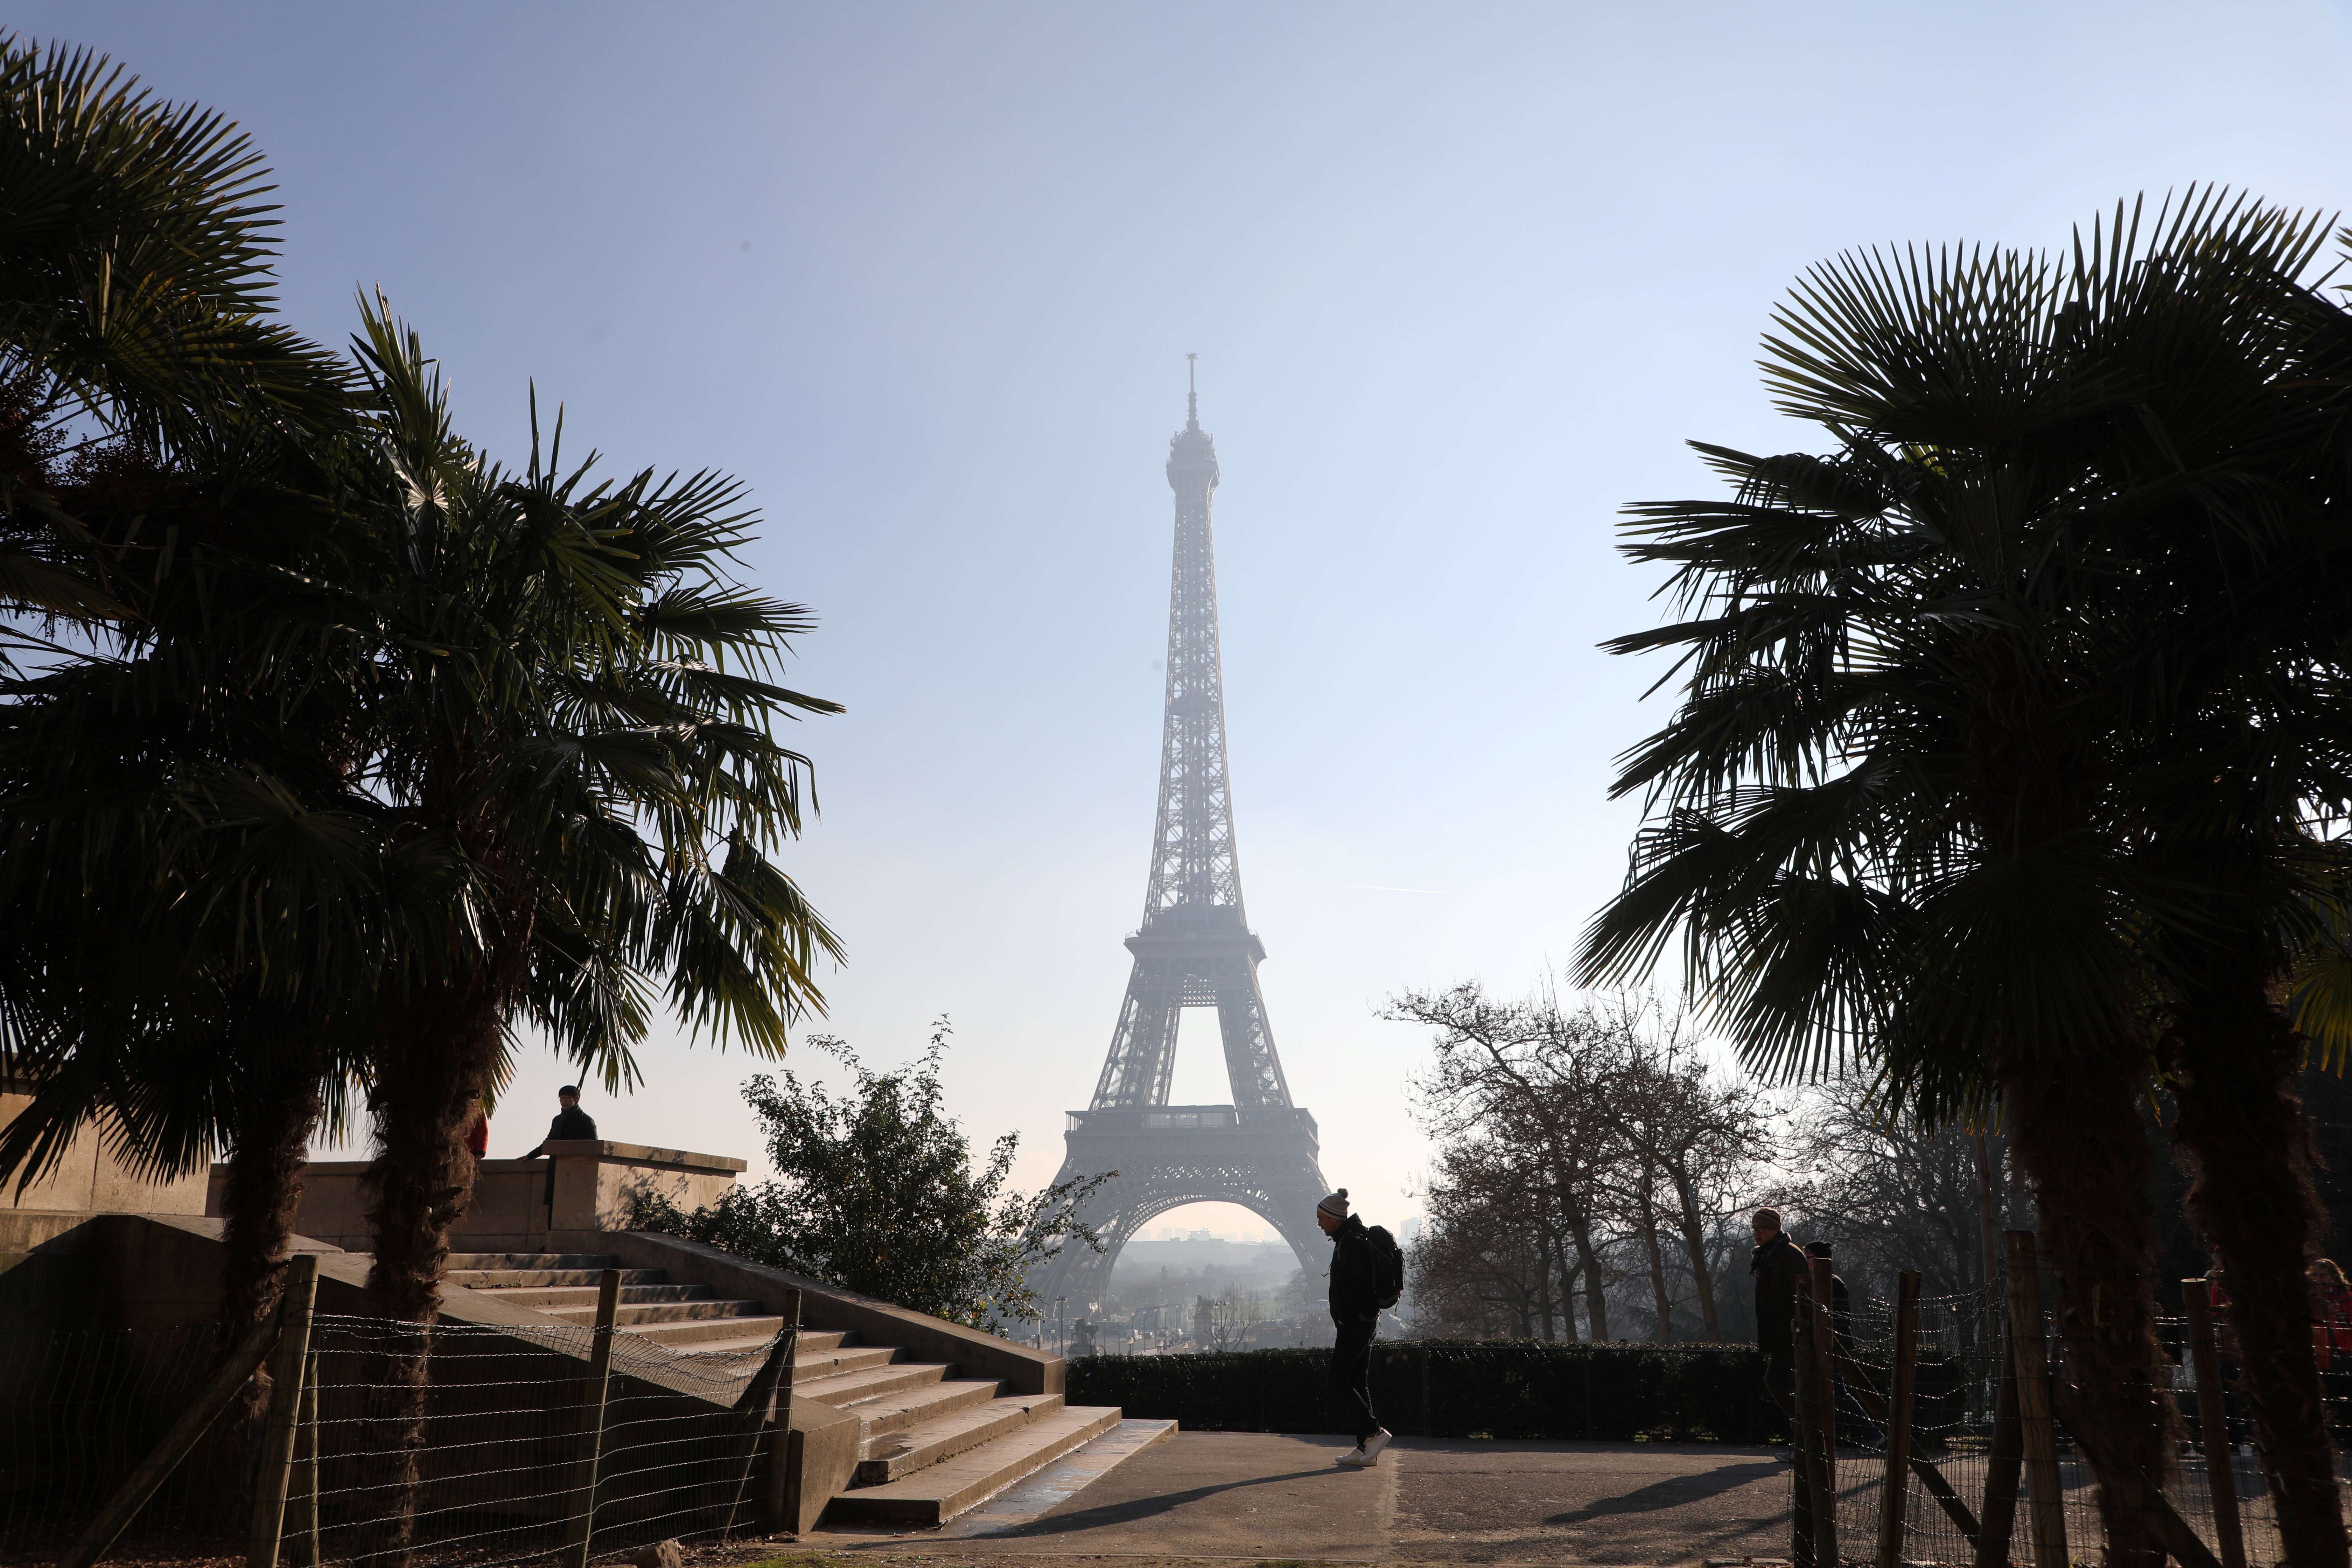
[977,1466,1363,1538]
[1544,1459,1785,1524]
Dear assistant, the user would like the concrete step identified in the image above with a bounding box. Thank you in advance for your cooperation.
[797,1360,951,1408]
[936,1419,1178,1536]
[666,1330,796,1356]
[855,1392,1065,1485]
[620,1314,789,1347]
[444,1253,623,1270]
[794,1343,897,1382]
[849,1378,1003,1442]
[825,1405,1123,1526]
[797,1330,852,1354]
[541,1297,766,1326]
[670,1326,853,1359]
[484,1283,713,1309]
[447,1268,667,1290]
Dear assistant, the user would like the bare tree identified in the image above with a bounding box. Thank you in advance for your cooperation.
[1410,1137,1572,1338]
[1393,981,1771,1343]
[1394,981,1627,1339]
[1600,1003,1773,1340]
[1774,1073,2021,1302]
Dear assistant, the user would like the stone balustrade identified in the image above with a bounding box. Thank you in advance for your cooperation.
[205,1140,747,1252]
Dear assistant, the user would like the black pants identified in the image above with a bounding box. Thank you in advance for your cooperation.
[1329,1317,1378,1443]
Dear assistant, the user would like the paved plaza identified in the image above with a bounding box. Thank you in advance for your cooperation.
[810,1433,1796,1565]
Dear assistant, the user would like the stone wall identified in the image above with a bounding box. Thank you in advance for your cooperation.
[207,1141,746,1251]
[0,1088,209,1218]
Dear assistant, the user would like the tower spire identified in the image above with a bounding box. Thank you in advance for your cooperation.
[1185,352,1198,430]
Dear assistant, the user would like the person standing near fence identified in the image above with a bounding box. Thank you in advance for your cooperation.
[1318,1188,1395,1468]
[1751,1207,1807,1443]
[524,1085,598,1216]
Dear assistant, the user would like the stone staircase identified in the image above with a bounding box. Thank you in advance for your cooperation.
[446,1252,785,1352]
[440,1251,1168,1527]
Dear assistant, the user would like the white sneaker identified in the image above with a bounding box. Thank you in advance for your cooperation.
[1335,1444,1371,1467]
[1362,1429,1393,1463]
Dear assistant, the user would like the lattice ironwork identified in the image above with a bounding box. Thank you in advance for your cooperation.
[1090,372,1294,1114]
[1037,368,1329,1313]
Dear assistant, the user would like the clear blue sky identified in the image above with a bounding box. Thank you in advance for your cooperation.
[28,3,2352,1230]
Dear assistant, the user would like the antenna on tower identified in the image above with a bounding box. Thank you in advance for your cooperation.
[1186,353,1198,428]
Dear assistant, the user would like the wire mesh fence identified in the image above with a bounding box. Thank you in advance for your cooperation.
[1790,1237,2352,1568]
[0,1318,232,1564]
[0,1306,799,1568]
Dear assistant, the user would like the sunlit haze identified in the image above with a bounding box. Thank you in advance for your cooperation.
[33,2,2352,1237]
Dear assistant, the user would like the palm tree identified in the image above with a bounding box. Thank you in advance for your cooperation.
[2111,250,2352,1554]
[320,310,841,1561]
[0,35,350,644]
[1579,194,2352,1566]
[0,31,372,1346]
[343,305,842,1324]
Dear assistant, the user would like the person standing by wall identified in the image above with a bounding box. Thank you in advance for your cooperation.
[523,1085,598,1216]
[1751,1207,1807,1440]
[1319,1188,1393,1468]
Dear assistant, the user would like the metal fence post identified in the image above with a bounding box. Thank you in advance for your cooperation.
[2184,1277,2247,1568]
[247,1254,320,1568]
[1806,1254,1840,1568]
[1874,1268,1920,1568]
[2001,1230,2066,1568]
[562,1268,622,1568]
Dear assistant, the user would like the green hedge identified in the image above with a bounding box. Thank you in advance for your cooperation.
[1066,1340,1782,1442]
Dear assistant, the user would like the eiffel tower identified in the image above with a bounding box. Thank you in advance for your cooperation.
[1033,362,1329,1316]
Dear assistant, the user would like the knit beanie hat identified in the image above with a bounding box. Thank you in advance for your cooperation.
[1317,1188,1350,1219]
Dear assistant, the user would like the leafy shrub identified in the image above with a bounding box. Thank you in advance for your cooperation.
[626,1020,1109,1326]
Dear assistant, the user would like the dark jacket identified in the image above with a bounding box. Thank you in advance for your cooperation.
[527,1105,598,1156]
[1328,1214,1379,1324]
[1752,1233,1807,1352]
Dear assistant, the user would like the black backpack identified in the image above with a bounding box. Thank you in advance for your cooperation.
[1364,1224,1405,1310]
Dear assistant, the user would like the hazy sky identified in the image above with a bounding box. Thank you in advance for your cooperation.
[30,3,2352,1236]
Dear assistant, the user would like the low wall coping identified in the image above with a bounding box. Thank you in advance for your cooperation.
[538,1140,749,1174]
[222,1142,749,1181]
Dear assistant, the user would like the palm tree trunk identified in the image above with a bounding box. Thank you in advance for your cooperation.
[220,1048,327,1331]
[2169,977,2345,1568]
[2002,1047,2178,1568]
[196,1022,328,1528]
[359,984,503,1568]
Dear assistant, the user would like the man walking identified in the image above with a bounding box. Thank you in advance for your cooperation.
[1318,1187,1392,1467]
[1751,1207,1807,1436]
[524,1085,598,1216]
